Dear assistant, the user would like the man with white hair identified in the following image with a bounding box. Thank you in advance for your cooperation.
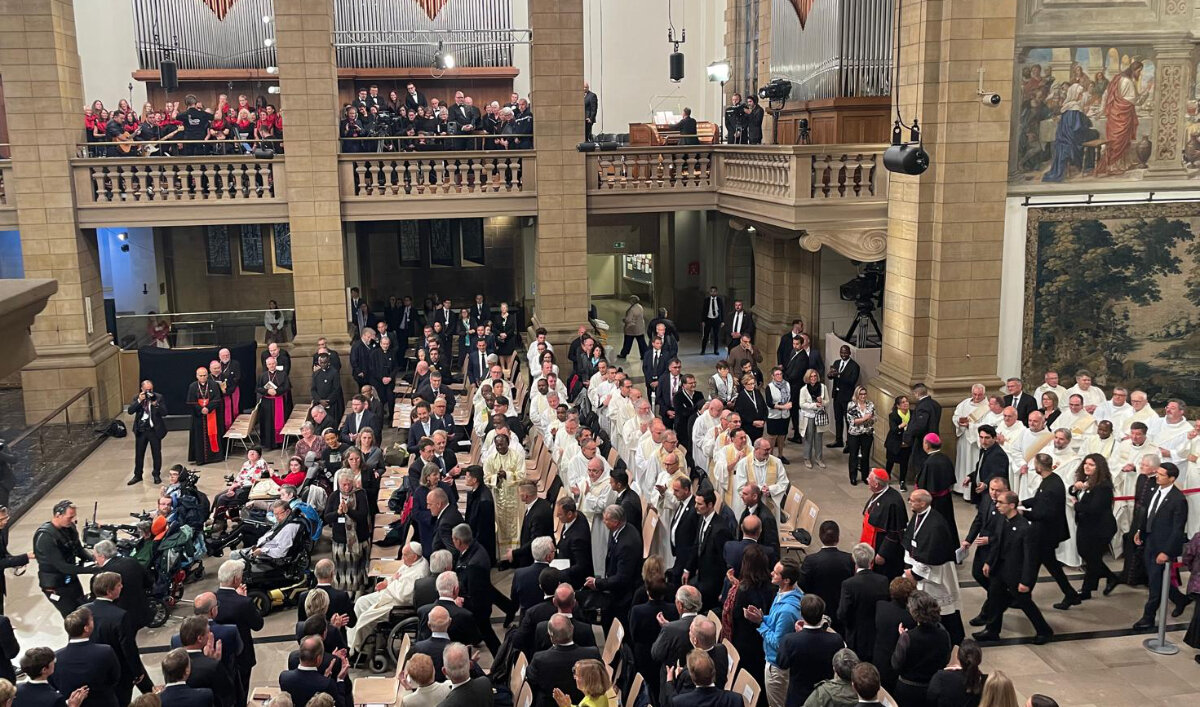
[995,406,1027,483]
[1033,372,1069,409]
[641,430,688,505]
[1122,390,1161,438]
[566,438,610,493]
[347,542,430,651]
[439,642,492,706]
[552,415,582,467]
[1096,387,1133,432]
[619,400,653,463]
[952,384,990,499]
[1014,411,1053,499]
[733,438,788,515]
[691,399,725,475]
[711,428,752,506]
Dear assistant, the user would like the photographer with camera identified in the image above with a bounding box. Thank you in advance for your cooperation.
[127,380,168,486]
[724,93,745,144]
[742,96,765,144]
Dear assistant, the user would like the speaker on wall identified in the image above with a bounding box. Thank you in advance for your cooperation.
[160,59,178,92]
[669,52,685,82]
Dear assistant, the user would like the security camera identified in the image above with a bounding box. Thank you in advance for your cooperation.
[979,92,1002,107]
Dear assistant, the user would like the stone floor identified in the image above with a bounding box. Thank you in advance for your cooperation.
[2,332,1198,705]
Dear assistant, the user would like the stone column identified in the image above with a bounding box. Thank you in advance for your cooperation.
[867,0,1017,462]
[1146,43,1194,179]
[1,0,122,423]
[274,0,349,398]
[529,0,589,370]
[751,230,819,357]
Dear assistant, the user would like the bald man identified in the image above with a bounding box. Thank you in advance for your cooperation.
[187,366,226,465]
[127,379,168,485]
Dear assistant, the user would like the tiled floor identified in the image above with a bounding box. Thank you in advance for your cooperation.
[4,332,1198,703]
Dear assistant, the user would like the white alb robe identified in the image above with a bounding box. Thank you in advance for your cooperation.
[579,474,617,572]
[732,455,789,516]
[952,398,989,500]
[1066,384,1106,412]
[346,557,430,650]
[1046,445,1082,567]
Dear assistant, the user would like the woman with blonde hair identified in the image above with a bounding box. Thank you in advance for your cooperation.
[977,671,1019,707]
[798,368,830,468]
[323,470,371,594]
[552,658,611,707]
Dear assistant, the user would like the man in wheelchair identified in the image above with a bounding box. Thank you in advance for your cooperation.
[346,540,429,652]
[231,501,307,579]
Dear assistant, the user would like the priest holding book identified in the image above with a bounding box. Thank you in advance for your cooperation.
[257,356,293,451]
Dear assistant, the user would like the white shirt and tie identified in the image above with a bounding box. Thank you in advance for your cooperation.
[1147,486,1171,527]
[732,311,744,334]
[708,297,719,320]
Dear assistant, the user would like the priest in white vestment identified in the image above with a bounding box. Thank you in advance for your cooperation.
[1122,391,1162,439]
[642,433,688,508]
[566,438,610,494]
[1053,394,1095,451]
[1015,412,1054,499]
[1153,400,1191,474]
[1045,429,1083,567]
[733,438,790,515]
[711,429,753,505]
[1096,387,1132,433]
[578,457,617,572]
[1066,371,1106,414]
[619,401,653,466]
[952,385,990,500]
[553,417,582,467]
[1033,372,1070,412]
[347,541,430,650]
[633,419,667,496]
[996,406,1028,483]
[1184,420,1200,535]
[586,362,612,408]
[691,400,725,476]
[1112,423,1154,550]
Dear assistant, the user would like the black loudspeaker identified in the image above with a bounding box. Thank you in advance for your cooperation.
[883,144,930,176]
[160,59,178,92]
[669,52,685,82]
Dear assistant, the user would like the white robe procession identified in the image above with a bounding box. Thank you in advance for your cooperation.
[691,411,722,477]
[710,441,752,506]
[1046,444,1083,567]
[1111,438,1153,555]
[1067,384,1106,413]
[1015,426,1055,500]
[952,397,990,501]
[578,471,617,572]
[732,454,789,516]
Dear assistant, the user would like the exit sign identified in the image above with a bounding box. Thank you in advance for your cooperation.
[612,241,626,250]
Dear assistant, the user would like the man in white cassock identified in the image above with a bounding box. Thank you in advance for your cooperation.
[567,438,610,494]
[619,400,653,466]
[1153,400,1191,474]
[1112,420,1154,552]
[1034,371,1070,411]
[1014,412,1054,499]
[586,361,611,407]
[552,416,582,467]
[634,418,667,495]
[1053,394,1095,451]
[711,428,752,506]
[1121,390,1161,439]
[1045,429,1083,567]
[1066,369,1106,415]
[1183,419,1200,535]
[953,384,990,500]
[733,438,789,516]
[347,541,430,650]
[578,456,617,572]
[691,400,725,476]
[995,406,1027,486]
[1095,387,1132,433]
[642,431,688,507]
[603,376,635,435]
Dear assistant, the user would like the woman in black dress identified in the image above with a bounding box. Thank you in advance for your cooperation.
[764,366,793,464]
[892,590,951,707]
[323,470,371,596]
[928,638,986,707]
[1039,391,1061,428]
[494,301,519,373]
[628,557,679,704]
[725,545,777,704]
[735,374,768,442]
[885,395,911,489]
[1070,453,1120,598]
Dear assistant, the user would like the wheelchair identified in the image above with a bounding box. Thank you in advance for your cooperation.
[357,605,419,674]
[240,515,317,617]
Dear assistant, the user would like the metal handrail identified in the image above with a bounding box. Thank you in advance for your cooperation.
[9,387,95,447]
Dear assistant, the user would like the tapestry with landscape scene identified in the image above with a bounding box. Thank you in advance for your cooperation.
[1023,203,1200,405]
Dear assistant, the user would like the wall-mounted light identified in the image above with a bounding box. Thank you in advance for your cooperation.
[265,66,279,75]
[262,14,272,24]
[267,86,281,95]
[116,232,129,241]
[435,41,455,69]
[263,38,275,47]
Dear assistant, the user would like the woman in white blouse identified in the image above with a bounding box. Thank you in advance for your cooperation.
[797,368,830,468]
[264,299,286,344]
[711,360,738,409]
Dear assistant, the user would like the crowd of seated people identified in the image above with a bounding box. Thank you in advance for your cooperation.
[340,84,533,153]
[83,93,283,157]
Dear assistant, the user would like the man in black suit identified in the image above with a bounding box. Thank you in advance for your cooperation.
[531,587,598,652]
[969,425,1010,502]
[963,476,1008,627]
[452,523,503,654]
[412,550,453,612]
[782,335,814,442]
[672,107,699,145]
[673,376,705,462]
[612,468,643,534]
[213,560,264,698]
[0,506,28,616]
[973,491,1054,644]
[171,593,243,680]
[554,497,594,589]
[466,337,492,386]
[725,300,755,352]
[827,346,860,449]
[439,642,494,707]
[90,541,151,630]
[408,605,454,679]
[416,571,482,645]
[428,489,464,561]
[902,383,942,488]
[650,585,703,669]
[685,489,734,612]
[1132,462,1190,629]
[664,618,730,695]
[1003,377,1038,425]
[511,536,555,613]
[723,513,778,578]
[298,559,355,625]
[126,380,168,485]
[798,521,855,631]
[464,466,498,566]
[19,647,84,707]
[178,617,237,707]
[85,572,151,707]
[583,82,599,140]
[52,608,121,707]
[775,320,805,368]
[279,636,349,707]
[511,571,565,656]
[507,483,554,567]
[339,395,379,446]
[349,328,376,391]
[737,483,780,553]
[417,371,456,415]
[775,595,845,707]
[527,614,602,707]
[159,649,214,707]
[585,504,644,630]
[643,337,670,403]
[0,615,18,686]
[1020,454,1082,611]
[665,477,699,583]
[662,650,743,707]
[699,287,725,356]
[836,544,890,663]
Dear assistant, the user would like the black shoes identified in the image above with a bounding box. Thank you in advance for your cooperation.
[126,476,142,486]
[900,482,908,492]
[1032,633,1053,645]
[1132,618,1155,631]
[968,614,989,627]
[850,479,858,486]
[1053,595,1082,610]
[1103,578,1121,596]
[826,442,844,448]
[153,474,161,484]
[1079,591,1092,601]
[842,448,851,454]
[971,630,1000,642]
[1172,596,1192,618]
[779,456,790,464]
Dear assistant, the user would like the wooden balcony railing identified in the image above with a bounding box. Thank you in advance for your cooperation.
[585,144,889,223]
